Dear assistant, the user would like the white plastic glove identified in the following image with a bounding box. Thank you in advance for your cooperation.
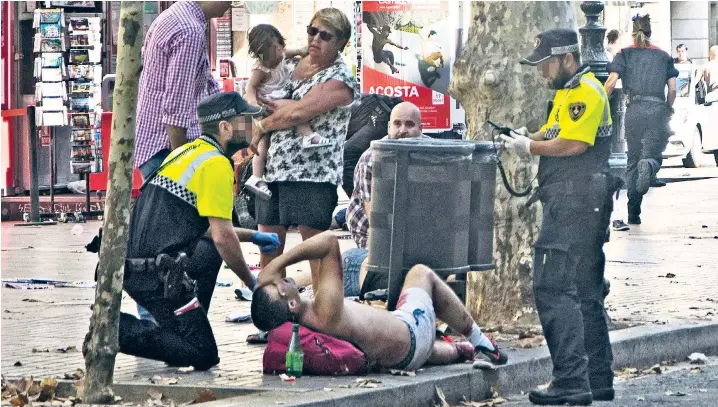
[500,134,532,158]
[510,127,529,137]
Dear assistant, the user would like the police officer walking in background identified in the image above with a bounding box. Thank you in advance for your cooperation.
[501,29,616,405]
[604,14,678,225]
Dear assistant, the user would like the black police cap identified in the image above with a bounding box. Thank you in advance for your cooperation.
[197,91,264,124]
[520,28,580,66]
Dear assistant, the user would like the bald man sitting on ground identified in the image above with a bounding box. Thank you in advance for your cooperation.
[341,102,431,300]
[346,102,430,250]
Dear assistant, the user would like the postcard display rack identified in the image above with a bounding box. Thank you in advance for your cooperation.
[33,7,103,186]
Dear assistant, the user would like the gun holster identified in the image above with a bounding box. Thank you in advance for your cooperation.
[155,252,196,304]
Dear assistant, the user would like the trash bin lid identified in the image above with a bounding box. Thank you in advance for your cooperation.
[371,138,475,155]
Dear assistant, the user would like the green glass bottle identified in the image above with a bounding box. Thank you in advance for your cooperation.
[285,323,304,378]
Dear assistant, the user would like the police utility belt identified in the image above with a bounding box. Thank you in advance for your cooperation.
[627,94,666,105]
[125,252,195,301]
[526,173,623,207]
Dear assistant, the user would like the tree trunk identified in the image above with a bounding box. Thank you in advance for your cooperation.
[449,1,577,331]
[83,2,143,404]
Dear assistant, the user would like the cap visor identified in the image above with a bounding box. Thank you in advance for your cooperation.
[520,51,551,66]
[239,104,265,117]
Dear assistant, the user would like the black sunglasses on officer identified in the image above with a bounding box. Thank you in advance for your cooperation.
[307,25,334,41]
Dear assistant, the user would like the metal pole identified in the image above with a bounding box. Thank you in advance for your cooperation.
[27,106,40,223]
[579,1,627,180]
[85,176,91,215]
[50,127,55,211]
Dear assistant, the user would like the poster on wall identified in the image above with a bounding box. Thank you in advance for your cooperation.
[361,1,452,131]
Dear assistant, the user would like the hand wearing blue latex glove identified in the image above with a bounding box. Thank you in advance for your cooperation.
[251,231,280,253]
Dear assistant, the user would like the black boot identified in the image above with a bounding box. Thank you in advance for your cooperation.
[529,386,592,405]
[592,387,614,401]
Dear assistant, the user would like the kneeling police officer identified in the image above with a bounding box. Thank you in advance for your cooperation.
[501,29,617,405]
[115,92,276,370]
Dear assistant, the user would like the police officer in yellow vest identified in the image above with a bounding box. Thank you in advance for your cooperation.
[501,29,616,405]
[114,92,278,370]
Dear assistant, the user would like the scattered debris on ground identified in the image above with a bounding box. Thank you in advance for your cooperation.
[688,352,707,365]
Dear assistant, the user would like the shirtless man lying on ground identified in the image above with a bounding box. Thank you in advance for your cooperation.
[251,232,508,370]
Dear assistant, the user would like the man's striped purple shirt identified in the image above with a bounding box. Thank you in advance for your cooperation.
[134,1,221,167]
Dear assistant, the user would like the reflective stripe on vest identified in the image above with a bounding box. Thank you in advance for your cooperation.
[580,76,612,139]
[149,149,223,208]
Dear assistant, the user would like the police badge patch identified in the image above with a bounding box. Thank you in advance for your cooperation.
[568,102,586,121]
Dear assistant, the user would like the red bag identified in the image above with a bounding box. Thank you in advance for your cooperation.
[263,322,368,376]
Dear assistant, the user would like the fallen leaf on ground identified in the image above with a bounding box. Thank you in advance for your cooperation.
[9,393,29,407]
[664,273,676,278]
[37,378,57,402]
[194,390,215,403]
[517,331,535,339]
[63,369,84,380]
[355,378,381,389]
[434,386,449,407]
[73,378,84,401]
[389,369,416,377]
[32,348,50,353]
[147,388,163,401]
[461,396,507,406]
[149,376,179,386]
[641,364,662,375]
[516,336,545,348]
[26,380,40,397]
[55,346,78,353]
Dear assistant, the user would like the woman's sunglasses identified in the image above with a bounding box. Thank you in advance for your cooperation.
[307,25,334,42]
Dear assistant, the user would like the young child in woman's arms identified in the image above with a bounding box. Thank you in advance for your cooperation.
[244,24,330,200]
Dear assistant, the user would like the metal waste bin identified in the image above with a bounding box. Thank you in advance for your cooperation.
[366,138,474,310]
[466,141,497,271]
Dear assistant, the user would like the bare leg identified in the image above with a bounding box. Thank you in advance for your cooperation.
[298,225,325,276]
[401,265,507,365]
[259,224,287,276]
[252,136,269,184]
[401,265,474,335]
[427,340,474,365]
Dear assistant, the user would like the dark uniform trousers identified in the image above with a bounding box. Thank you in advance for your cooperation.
[533,175,614,392]
[118,238,223,370]
[624,100,672,217]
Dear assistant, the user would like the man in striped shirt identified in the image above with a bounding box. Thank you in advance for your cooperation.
[134,1,231,179]
[133,1,231,322]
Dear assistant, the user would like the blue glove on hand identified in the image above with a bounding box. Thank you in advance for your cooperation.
[251,231,280,253]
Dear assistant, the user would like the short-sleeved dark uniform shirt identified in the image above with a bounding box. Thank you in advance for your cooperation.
[538,70,613,185]
[127,137,234,259]
[607,45,679,100]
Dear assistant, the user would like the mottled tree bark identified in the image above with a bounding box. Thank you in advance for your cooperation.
[83,2,143,404]
[449,2,577,330]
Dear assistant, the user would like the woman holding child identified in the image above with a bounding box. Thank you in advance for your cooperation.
[248,8,359,274]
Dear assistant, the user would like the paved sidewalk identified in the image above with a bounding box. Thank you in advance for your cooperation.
[1,166,717,397]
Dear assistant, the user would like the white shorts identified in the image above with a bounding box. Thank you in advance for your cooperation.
[390,288,436,371]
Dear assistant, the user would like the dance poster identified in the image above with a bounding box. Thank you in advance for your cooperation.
[361,1,451,130]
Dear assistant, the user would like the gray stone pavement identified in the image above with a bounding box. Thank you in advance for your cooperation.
[1,164,717,396]
[494,356,718,406]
